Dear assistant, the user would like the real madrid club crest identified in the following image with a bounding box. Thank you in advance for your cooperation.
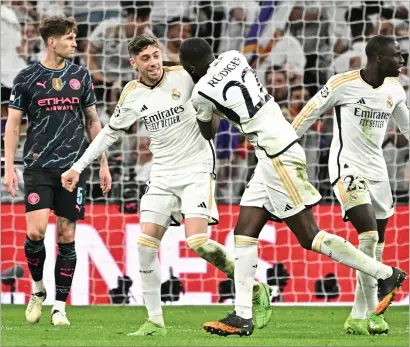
[387,95,393,108]
[52,77,63,91]
[171,88,181,100]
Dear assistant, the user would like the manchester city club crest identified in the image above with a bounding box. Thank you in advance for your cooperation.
[171,88,181,100]
[52,77,63,91]
[387,95,393,108]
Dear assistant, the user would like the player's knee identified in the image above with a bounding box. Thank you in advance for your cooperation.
[296,227,318,250]
[233,226,260,238]
[56,217,76,243]
[26,228,46,241]
[298,234,314,250]
[186,233,209,251]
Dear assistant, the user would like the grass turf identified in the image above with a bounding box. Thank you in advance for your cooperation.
[1,305,408,346]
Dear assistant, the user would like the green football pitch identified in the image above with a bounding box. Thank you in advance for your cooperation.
[1,305,408,346]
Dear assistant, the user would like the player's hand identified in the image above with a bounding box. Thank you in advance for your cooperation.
[99,165,112,196]
[61,169,80,192]
[3,168,19,198]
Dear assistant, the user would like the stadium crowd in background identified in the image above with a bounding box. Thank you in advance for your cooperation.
[1,0,409,206]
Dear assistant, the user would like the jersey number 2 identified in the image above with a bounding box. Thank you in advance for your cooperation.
[222,67,266,119]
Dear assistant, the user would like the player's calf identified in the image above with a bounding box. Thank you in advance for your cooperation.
[53,240,77,320]
[186,232,235,279]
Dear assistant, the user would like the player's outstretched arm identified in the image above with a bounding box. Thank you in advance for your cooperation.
[392,98,409,141]
[3,108,23,197]
[83,105,111,195]
[62,124,122,192]
[292,77,339,137]
[63,85,138,192]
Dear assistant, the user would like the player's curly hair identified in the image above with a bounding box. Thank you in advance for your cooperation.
[128,34,160,56]
[39,16,78,45]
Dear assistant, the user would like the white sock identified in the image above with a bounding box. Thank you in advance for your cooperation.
[53,300,66,313]
[375,242,385,262]
[33,280,45,293]
[359,232,378,316]
[234,235,258,319]
[311,230,393,279]
[187,233,235,279]
[137,234,164,328]
[351,272,367,319]
[351,232,378,319]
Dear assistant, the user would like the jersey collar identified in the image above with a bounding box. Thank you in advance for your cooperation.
[38,60,69,72]
[359,69,385,89]
[138,69,165,90]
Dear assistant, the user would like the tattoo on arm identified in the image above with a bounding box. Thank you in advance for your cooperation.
[100,152,108,165]
[13,125,20,136]
[84,105,100,130]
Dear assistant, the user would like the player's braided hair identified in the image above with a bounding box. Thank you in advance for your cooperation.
[128,34,160,56]
[39,16,78,44]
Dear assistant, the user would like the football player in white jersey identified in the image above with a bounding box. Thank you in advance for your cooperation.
[60,34,272,336]
[292,35,408,335]
[178,37,406,337]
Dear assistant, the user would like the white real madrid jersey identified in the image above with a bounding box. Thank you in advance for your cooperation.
[292,70,409,182]
[111,66,215,177]
[192,50,299,160]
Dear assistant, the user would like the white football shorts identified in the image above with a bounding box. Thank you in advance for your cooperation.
[240,143,322,221]
[140,171,218,228]
[332,165,394,220]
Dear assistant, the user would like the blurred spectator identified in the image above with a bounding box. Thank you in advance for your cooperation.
[215,119,240,204]
[383,120,409,203]
[36,0,66,19]
[150,1,195,38]
[253,2,305,86]
[265,66,289,108]
[218,2,259,53]
[187,2,225,53]
[17,22,42,64]
[162,17,193,63]
[1,4,27,118]
[330,50,367,78]
[9,1,38,23]
[289,1,332,89]
[84,1,151,107]
[255,30,306,86]
[67,0,121,46]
